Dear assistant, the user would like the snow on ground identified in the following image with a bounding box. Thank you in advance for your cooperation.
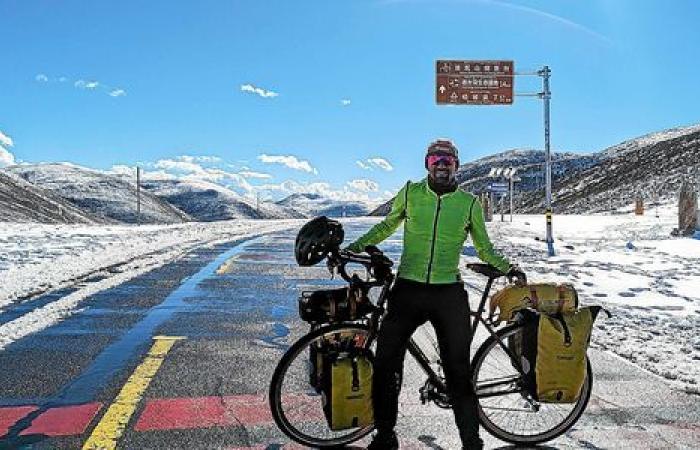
[472,204,700,393]
[0,220,301,349]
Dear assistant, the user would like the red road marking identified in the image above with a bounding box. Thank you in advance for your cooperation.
[0,406,38,435]
[135,393,324,431]
[20,403,102,437]
[0,403,101,437]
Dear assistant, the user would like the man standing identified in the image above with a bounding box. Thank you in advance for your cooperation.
[346,139,523,449]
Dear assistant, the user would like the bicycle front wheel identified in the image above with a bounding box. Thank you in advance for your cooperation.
[268,323,375,448]
[472,322,592,445]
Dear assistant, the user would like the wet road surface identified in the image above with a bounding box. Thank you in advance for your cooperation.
[0,221,698,449]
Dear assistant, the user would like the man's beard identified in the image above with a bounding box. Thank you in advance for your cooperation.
[429,169,457,193]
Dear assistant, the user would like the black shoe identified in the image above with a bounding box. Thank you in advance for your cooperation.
[367,430,399,450]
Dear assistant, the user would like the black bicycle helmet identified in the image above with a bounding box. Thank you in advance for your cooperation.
[295,216,344,266]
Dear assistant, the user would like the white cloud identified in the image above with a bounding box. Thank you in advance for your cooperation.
[58,77,67,83]
[257,178,390,204]
[357,157,393,171]
[109,89,126,97]
[0,146,15,167]
[153,158,255,195]
[0,130,13,148]
[35,74,48,82]
[367,157,393,171]
[194,155,222,163]
[238,170,272,179]
[347,179,379,192]
[240,83,279,98]
[154,158,207,174]
[258,154,317,174]
[341,99,351,106]
[74,79,100,90]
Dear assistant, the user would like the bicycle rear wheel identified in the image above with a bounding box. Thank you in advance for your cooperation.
[268,323,375,448]
[472,323,592,445]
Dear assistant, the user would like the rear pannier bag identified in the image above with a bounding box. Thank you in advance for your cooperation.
[308,330,363,393]
[490,283,578,324]
[299,287,372,324]
[320,350,374,430]
[517,306,605,403]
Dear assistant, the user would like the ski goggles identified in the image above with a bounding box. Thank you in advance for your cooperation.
[426,154,457,167]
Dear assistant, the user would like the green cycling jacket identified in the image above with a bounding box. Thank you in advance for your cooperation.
[347,178,510,284]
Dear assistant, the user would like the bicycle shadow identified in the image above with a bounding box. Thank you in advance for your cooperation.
[416,435,562,450]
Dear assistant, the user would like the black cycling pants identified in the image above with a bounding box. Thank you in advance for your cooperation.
[372,277,483,449]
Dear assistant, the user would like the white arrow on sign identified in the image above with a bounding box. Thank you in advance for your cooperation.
[439,85,446,94]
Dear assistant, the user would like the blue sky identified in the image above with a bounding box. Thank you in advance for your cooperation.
[1,0,699,202]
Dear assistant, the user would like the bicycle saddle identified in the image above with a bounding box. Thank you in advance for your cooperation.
[466,263,506,279]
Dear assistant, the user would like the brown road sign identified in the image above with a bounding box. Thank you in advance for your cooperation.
[436,60,514,105]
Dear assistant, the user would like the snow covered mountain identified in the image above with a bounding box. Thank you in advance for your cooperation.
[141,178,305,220]
[371,123,700,216]
[518,126,700,213]
[5,163,191,224]
[369,149,600,216]
[0,170,108,224]
[275,193,374,217]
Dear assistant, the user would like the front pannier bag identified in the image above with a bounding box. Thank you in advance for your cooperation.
[490,283,578,324]
[299,287,372,324]
[518,306,606,403]
[320,351,374,430]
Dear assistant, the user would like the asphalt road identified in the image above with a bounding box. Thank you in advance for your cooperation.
[0,222,698,449]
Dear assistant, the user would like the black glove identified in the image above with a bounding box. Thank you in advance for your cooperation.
[365,245,393,280]
[507,265,527,286]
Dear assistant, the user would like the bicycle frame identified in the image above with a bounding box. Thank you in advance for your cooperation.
[365,272,529,402]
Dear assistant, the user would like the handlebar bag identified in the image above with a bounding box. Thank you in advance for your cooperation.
[490,283,578,324]
[516,306,604,403]
[320,349,374,431]
[299,287,372,324]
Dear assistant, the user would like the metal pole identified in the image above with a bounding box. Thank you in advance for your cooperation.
[509,175,513,222]
[541,66,554,256]
[136,166,141,225]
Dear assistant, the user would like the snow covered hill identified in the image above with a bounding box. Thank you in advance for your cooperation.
[276,193,373,217]
[141,178,305,220]
[369,149,600,216]
[371,123,700,216]
[5,163,192,224]
[519,127,700,213]
[0,170,108,224]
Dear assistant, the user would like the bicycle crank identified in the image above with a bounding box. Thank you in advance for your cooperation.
[419,379,451,409]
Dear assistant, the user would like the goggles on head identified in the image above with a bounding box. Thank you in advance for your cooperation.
[426,154,457,168]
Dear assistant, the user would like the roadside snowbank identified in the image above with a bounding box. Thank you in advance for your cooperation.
[0,220,300,307]
[0,220,301,349]
[471,206,700,393]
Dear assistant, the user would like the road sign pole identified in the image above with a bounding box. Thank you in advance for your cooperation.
[540,66,554,256]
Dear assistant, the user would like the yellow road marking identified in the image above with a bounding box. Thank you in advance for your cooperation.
[215,256,238,275]
[82,336,185,450]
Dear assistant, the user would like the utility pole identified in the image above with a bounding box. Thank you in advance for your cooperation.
[136,166,141,225]
[256,192,260,216]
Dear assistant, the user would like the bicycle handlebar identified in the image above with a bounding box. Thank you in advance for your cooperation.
[326,247,393,287]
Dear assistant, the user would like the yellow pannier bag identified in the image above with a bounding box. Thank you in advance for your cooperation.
[489,283,578,324]
[321,352,374,430]
[523,306,606,403]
